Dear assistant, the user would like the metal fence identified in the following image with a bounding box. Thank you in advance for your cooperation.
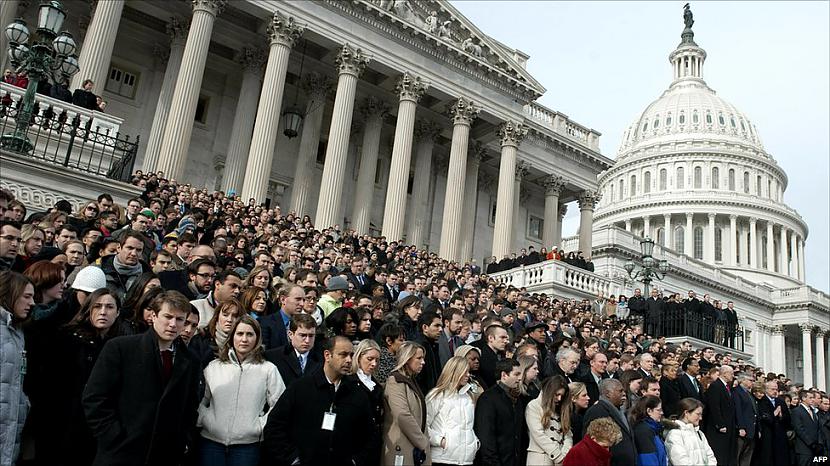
[0,93,138,182]
[646,306,745,352]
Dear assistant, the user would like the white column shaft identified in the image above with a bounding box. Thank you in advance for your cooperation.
[382,98,418,240]
[773,329,786,375]
[156,6,219,180]
[491,144,517,259]
[643,216,651,238]
[543,193,560,249]
[816,334,826,391]
[288,92,327,216]
[780,227,788,274]
[684,214,693,256]
[803,328,814,387]
[749,220,758,268]
[625,219,633,232]
[315,73,360,228]
[663,215,671,247]
[790,232,799,279]
[460,156,481,261]
[729,216,738,266]
[71,0,125,95]
[407,137,435,248]
[707,214,716,263]
[351,114,384,235]
[797,238,806,281]
[221,68,263,195]
[143,41,185,173]
[756,326,766,370]
[766,223,775,272]
[578,204,594,256]
[439,123,470,261]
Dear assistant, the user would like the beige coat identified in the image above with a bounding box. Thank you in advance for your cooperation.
[383,372,431,466]
[525,396,573,466]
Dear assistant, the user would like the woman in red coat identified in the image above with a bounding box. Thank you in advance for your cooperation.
[563,417,621,466]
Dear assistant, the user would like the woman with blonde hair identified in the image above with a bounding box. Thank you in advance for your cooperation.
[351,339,384,466]
[526,375,574,466]
[426,356,480,465]
[16,224,45,270]
[562,417,622,466]
[198,315,285,466]
[568,382,591,442]
[383,341,430,466]
[518,355,541,399]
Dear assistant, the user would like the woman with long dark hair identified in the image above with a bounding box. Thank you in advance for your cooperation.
[324,306,358,342]
[630,395,669,466]
[527,375,573,466]
[396,295,422,341]
[120,272,160,320]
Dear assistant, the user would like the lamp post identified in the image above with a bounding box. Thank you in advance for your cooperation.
[623,236,670,295]
[2,0,79,153]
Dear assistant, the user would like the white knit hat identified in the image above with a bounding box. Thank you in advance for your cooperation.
[72,266,107,292]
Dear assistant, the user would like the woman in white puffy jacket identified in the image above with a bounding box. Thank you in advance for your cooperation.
[526,375,574,466]
[664,398,717,466]
[426,356,480,465]
[198,315,286,466]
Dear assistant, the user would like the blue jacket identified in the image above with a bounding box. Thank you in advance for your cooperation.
[634,418,668,466]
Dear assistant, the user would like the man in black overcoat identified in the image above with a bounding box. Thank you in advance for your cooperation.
[581,378,637,466]
[474,359,529,466]
[702,365,737,466]
[82,291,200,466]
[791,390,826,466]
[264,314,322,387]
[753,380,791,466]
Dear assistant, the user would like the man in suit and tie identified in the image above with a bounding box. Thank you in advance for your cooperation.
[581,378,638,466]
[265,314,322,387]
[733,372,758,466]
[679,357,703,401]
[755,381,791,466]
[345,255,373,294]
[635,352,655,378]
[791,389,826,466]
[437,307,464,366]
[702,365,738,466]
[383,270,400,304]
[580,351,610,406]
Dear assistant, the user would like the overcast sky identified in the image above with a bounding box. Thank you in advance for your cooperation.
[453,1,830,292]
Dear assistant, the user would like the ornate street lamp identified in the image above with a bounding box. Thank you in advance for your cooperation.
[623,236,670,294]
[1,0,79,153]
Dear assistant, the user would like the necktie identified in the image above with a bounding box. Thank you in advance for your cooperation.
[161,350,173,384]
[298,354,306,374]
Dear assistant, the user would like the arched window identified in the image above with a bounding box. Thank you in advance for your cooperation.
[666,115,672,126]
[718,114,725,126]
[761,234,768,268]
[676,167,685,189]
[711,167,719,189]
[693,227,704,260]
[756,175,762,195]
[642,120,648,132]
[679,113,686,125]
[767,180,772,199]
[644,172,651,193]
[659,169,667,190]
[706,113,713,124]
[694,166,702,189]
[743,172,750,193]
[630,175,637,196]
[693,111,699,124]
[619,179,624,199]
[728,169,736,191]
[674,226,685,254]
[653,116,660,129]
[657,227,665,246]
[714,228,723,262]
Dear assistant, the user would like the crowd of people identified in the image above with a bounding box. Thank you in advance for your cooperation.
[0,172,828,466]
[486,247,595,274]
[2,72,107,112]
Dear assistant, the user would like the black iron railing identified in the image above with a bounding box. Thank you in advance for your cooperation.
[639,306,745,352]
[0,92,138,182]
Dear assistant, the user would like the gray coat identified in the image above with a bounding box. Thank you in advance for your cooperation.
[0,307,28,466]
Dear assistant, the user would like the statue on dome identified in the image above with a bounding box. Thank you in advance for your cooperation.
[683,3,694,30]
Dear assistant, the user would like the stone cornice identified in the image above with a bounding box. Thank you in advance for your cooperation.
[319,0,542,103]
[524,125,611,174]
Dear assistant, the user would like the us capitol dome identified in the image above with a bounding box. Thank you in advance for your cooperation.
[593,8,808,289]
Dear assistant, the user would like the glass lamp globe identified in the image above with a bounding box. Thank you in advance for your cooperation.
[5,19,29,44]
[38,0,66,34]
[60,54,79,76]
[52,31,75,56]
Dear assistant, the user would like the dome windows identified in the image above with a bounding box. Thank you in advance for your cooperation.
[711,167,719,189]
[666,114,672,126]
[679,113,686,124]
[630,175,637,195]
[718,114,725,126]
[730,116,737,128]
[642,120,649,132]
[694,166,702,189]
[644,172,651,193]
[653,116,660,129]
[728,169,736,191]
[740,119,746,131]
[693,111,699,124]
[705,113,712,124]
[659,169,667,190]
[676,167,685,189]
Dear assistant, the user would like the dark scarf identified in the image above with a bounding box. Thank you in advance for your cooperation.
[498,381,521,404]
[392,370,427,432]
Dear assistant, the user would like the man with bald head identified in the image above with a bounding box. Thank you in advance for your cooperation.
[702,365,737,466]
[581,378,637,466]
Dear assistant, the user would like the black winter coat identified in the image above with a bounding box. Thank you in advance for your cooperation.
[753,395,790,466]
[581,399,637,466]
[702,378,737,466]
[415,334,441,394]
[264,344,322,387]
[82,330,200,466]
[262,368,375,466]
[474,383,529,466]
[659,376,684,417]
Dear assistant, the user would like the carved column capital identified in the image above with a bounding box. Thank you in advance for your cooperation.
[395,72,428,102]
[816,329,826,339]
[236,46,267,73]
[447,97,479,126]
[267,11,304,48]
[578,190,602,210]
[543,175,566,197]
[771,325,785,336]
[336,43,370,77]
[468,141,487,164]
[192,0,227,16]
[302,72,334,100]
[498,120,527,147]
[414,119,442,143]
[799,323,814,335]
[514,160,530,181]
[358,96,390,122]
[167,16,190,46]
[478,172,495,192]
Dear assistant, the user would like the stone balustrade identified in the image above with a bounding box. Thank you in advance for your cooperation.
[490,258,620,299]
[523,101,601,151]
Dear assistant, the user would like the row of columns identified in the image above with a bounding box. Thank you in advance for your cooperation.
[632,213,805,281]
[756,324,828,391]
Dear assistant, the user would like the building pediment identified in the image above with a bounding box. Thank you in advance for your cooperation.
[337,0,545,101]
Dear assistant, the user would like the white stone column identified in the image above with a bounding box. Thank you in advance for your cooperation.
[755,324,766,370]
[771,326,786,375]
[460,143,485,261]
[143,19,188,173]
[238,13,303,202]
[407,120,440,248]
[706,213,716,263]
[286,73,333,215]
[0,0,19,82]
[802,324,814,387]
[684,213,693,256]
[625,219,632,232]
[643,216,651,239]
[315,44,369,229]
[491,120,525,260]
[729,215,738,266]
[749,217,758,268]
[797,237,805,281]
[766,222,775,272]
[663,214,671,247]
[780,227,789,275]
[220,48,266,195]
[71,0,125,95]
[512,162,529,251]
[790,231,799,279]
[739,224,748,265]
[816,330,826,391]
[542,175,565,249]
[382,72,427,241]
[578,191,601,258]
[351,97,389,235]
[555,205,567,248]
[439,98,479,261]
[156,0,226,180]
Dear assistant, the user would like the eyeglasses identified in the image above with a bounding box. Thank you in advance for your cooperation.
[195,273,216,280]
